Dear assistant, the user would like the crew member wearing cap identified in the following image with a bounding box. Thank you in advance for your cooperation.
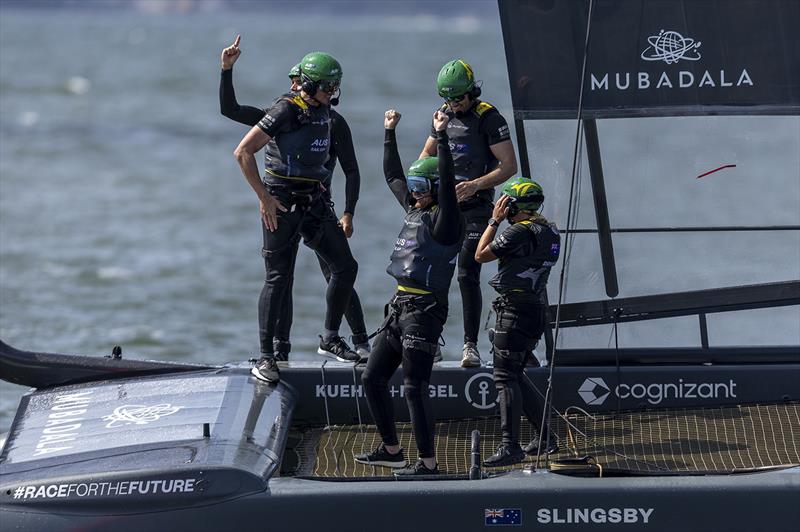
[233,50,360,384]
[475,177,560,466]
[354,109,464,476]
[220,36,370,362]
[419,59,518,369]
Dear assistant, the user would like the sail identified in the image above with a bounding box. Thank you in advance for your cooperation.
[498,0,800,119]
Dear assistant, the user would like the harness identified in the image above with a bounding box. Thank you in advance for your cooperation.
[368,292,444,355]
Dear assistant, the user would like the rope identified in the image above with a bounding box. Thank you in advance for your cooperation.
[534,0,596,469]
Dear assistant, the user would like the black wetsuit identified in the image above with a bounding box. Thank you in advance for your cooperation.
[488,218,560,445]
[220,69,367,353]
[429,100,511,346]
[361,128,464,459]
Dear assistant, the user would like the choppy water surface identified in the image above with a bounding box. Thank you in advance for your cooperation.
[1,7,798,433]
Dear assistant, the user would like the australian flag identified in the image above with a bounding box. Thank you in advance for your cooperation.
[484,508,522,526]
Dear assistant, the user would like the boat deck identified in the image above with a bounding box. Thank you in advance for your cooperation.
[287,402,800,478]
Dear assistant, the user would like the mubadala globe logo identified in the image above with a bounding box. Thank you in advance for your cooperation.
[578,377,738,406]
[578,378,611,405]
[590,28,753,93]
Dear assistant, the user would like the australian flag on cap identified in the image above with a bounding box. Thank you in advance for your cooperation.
[484,508,522,526]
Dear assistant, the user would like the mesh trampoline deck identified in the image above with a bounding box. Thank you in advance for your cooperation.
[288,402,800,477]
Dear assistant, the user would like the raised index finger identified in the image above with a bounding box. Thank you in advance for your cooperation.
[233,34,241,48]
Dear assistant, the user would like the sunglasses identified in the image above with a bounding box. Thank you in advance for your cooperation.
[318,80,340,94]
[443,93,468,103]
[406,175,432,194]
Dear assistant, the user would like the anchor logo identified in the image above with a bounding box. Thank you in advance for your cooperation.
[103,403,184,429]
[464,372,496,410]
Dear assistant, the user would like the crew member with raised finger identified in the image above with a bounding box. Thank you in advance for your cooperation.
[355,109,464,476]
[220,37,370,361]
[475,177,560,466]
[419,59,518,368]
[233,51,360,384]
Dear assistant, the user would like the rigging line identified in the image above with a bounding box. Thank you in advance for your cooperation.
[559,130,584,303]
[536,0,596,470]
[523,370,673,472]
[351,363,367,456]
[319,361,341,475]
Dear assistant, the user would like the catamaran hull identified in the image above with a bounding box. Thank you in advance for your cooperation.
[3,469,799,532]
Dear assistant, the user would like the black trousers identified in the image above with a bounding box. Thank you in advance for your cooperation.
[273,206,368,349]
[362,293,447,459]
[258,188,358,355]
[458,203,492,344]
[491,292,551,445]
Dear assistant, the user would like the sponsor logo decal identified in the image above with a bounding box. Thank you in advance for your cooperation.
[485,508,522,526]
[465,372,496,410]
[578,377,610,405]
[590,28,753,93]
[578,377,738,406]
[102,403,184,428]
[33,391,93,457]
[537,507,654,524]
[393,237,417,252]
[11,479,197,500]
[315,384,457,399]
[641,30,701,64]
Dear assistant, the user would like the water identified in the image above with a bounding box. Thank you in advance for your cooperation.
[1,6,798,434]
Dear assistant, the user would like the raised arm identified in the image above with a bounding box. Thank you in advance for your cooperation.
[475,195,511,263]
[219,35,267,126]
[431,110,461,245]
[383,110,411,209]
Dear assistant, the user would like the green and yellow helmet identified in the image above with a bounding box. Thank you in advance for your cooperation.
[436,59,475,99]
[502,177,544,212]
[288,63,301,79]
[299,52,342,83]
[406,157,439,194]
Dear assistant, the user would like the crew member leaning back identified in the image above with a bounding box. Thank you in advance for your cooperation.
[419,59,518,368]
[355,109,464,476]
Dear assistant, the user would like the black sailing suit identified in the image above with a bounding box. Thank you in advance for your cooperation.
[429,100,512,345]
[220,69,366,354]
[488,217,560,445]
[361,128,464,459]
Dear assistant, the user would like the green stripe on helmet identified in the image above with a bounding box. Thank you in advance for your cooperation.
[502,177,544,211]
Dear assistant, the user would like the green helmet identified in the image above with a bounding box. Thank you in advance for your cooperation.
[288,63,301,79]
[502,177,544,212]
[436,59,475,98]
[299,52,342,82]
[407,157,439,181]
[406,157,439,193]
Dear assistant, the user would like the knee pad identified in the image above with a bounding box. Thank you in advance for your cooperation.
[401,335,438,357]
